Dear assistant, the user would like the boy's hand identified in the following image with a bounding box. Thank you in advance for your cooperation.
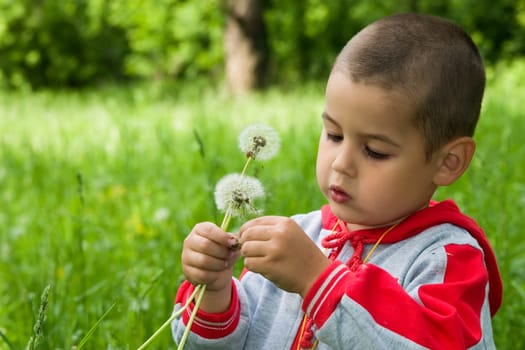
[238,216,331,297]
[181,222,241,292]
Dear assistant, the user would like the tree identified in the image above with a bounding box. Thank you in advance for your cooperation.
[223,0,269,95]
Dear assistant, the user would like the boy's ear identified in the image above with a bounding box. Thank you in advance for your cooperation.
[433,137,476,186]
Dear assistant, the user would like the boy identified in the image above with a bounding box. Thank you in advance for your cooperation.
[173,13,502,349]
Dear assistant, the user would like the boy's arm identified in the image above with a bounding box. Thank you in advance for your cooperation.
[172,221,246,348]
[304,243,493,350]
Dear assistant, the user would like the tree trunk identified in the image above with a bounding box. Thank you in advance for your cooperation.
[224,0,268,95]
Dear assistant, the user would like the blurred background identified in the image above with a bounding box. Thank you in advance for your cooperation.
[1,0,524,349]
[1,0,524,92]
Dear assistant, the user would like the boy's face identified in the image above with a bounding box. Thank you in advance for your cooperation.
[317,72,442,230]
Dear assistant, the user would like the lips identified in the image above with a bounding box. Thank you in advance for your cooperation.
[329,185,351,203]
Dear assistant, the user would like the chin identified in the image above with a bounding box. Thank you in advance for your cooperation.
[328,203,356,222]
[328,203,382,228]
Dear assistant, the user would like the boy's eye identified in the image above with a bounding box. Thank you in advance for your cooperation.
[326,133,343,142]
[364,146,389,160]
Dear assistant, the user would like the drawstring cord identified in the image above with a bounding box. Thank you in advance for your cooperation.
[297,219,399,349]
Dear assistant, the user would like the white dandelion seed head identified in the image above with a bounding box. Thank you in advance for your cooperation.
[214,173,265,218]
[152,207,170,223]
[238,124,280,161]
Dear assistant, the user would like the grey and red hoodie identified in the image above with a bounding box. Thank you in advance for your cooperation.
[172,199,502,349]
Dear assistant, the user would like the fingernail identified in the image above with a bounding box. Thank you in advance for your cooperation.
[228,237,241,250]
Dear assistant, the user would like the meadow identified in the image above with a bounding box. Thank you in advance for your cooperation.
[0,61,524,349]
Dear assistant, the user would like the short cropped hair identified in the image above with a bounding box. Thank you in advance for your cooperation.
[333,13,485,159]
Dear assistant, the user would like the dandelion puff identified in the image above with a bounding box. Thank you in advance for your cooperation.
[214,173,265,218]
[153,207,170,223]
[238,124,280,161]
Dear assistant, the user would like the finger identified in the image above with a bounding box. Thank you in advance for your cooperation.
[182,249,230,271]
[239,216,293,242]
[182,265,218,286]
[186,233,230,261]
[240,240,268,258]
[243,256,268,275]
[238,224,274,244]
[193,222,239,248]
[240,216,283,231]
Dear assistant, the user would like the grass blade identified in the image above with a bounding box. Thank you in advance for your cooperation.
[75,302,116,350]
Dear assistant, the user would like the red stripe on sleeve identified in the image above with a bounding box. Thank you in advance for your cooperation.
[302,261,352,327]
[303,244,488,349]
[175,280,240,339]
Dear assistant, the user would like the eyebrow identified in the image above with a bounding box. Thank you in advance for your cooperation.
[322,111,338,125]
[321,111,401,148]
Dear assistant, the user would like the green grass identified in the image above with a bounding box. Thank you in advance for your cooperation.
[1,61,524,349]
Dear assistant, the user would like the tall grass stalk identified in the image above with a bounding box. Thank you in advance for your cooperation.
[74,302,116,350]
[26,284,52,350]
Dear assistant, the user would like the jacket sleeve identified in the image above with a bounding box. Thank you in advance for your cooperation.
[303,243,492,350]
[171,280,248,349]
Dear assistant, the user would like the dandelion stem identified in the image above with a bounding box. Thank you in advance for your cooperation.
[178,205,234,348]
[177,283,207,350]
[239,156,253,178]
[137,200,237,350]
[136,286,202,350]
[177,157,251,349]
[137,130,269,349]
[220,208,233,232]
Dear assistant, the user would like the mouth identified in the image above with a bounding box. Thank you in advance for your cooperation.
[329,185,351,203]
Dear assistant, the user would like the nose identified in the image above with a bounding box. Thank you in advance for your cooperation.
[331,143,357,177]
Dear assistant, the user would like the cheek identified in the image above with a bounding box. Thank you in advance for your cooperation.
[316,143,329,185]
[372,163,429,197]
[315,152,324,181]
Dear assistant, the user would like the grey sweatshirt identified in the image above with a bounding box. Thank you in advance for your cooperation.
[172,200,502,349]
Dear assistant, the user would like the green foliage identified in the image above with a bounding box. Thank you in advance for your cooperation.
[0,0,129,89]
[107,0,223,79]
[0,80,325,348]
[449,0,524,61]
[1,0,525,89]
[0,61,524,348]
[0,0,223,89]
[265,0,525,83]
